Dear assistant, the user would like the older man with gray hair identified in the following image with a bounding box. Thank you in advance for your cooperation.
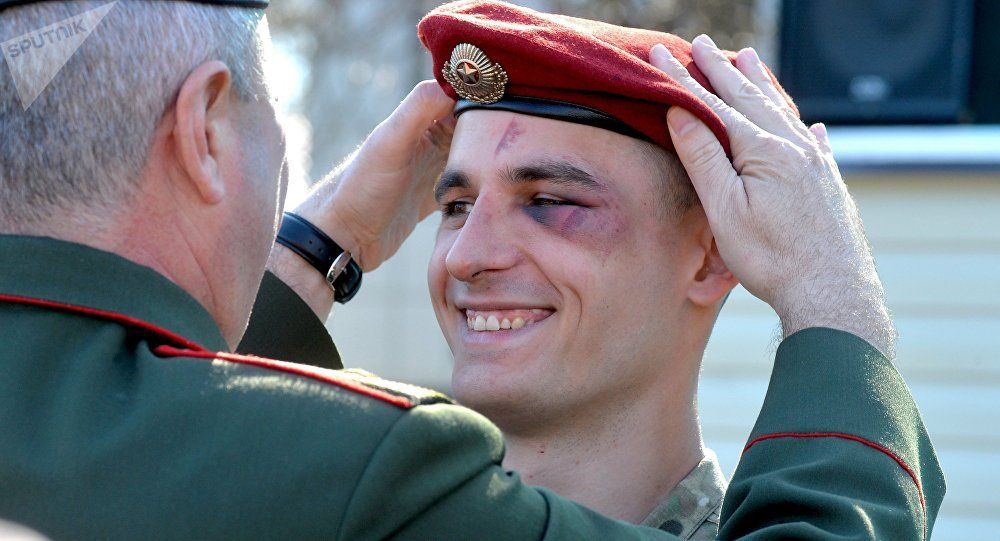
[1,0,282,345]
[0,0,942,539]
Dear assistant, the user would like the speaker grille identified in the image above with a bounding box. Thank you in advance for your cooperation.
[779,0,974,124]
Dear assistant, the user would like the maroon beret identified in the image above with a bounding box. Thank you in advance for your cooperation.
[418,0,796,156]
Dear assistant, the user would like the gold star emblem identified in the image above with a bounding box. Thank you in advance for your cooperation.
[443,43,508,104]
[455,61,480,85]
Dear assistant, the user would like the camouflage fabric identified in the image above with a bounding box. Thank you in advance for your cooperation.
[640,450,727,539]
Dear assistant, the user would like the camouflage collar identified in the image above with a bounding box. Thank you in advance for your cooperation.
[640,449,727,539]
[0,234,228,352]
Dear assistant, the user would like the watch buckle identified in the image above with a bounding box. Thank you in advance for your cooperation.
[326,251,353,290]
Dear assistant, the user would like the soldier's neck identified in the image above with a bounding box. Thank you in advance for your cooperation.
[501,386,703,524]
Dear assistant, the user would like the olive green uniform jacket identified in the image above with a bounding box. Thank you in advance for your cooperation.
[0,235,945,540]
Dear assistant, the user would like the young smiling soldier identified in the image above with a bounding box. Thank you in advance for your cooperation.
[414,1,943,537]
[1,0,940,538]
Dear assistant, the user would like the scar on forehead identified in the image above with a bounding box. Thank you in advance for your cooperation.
[493,118,524,158]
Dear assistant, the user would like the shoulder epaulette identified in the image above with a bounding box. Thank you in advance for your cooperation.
[337,368,454,407]
[154,345,454,409]
[0,293,453,409]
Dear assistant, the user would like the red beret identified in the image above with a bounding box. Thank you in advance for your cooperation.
[417,0,796,156]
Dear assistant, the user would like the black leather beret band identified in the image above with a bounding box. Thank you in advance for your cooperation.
[454,96,653,144]
[0,0,268,11]
[276,212,363,304]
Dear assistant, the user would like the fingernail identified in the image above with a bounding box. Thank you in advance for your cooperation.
[745,47,762,66]
[813,122,828,139]
[695,34,718,49]
[667,107,696,137]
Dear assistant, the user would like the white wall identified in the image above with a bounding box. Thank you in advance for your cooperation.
[327,169,1000,539]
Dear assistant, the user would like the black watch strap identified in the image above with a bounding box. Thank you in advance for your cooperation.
[276,212,363,303]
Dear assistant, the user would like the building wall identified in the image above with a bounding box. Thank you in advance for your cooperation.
[697,171,1000,539]
[327,168,1000,538]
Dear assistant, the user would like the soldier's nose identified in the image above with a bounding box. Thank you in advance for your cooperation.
[445,200,519,282]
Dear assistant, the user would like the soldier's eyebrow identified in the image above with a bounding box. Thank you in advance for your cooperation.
[434,160,607,203]
[506,160,607,192]
[435,170,471,203]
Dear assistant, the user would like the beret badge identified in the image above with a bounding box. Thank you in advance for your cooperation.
[442,43,508,104]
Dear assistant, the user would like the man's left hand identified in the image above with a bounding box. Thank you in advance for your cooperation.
[650,37,894,358]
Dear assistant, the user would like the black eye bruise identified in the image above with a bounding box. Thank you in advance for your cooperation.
[524,205,553,226]
[524,197,577,226]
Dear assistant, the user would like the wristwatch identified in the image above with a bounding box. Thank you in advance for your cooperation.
[275,212,363,303]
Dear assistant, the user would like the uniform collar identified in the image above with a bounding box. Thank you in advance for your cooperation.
[640,448,728,538]
[0,234,228,352]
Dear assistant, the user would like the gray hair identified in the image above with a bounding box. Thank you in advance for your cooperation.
[0,0,267,226]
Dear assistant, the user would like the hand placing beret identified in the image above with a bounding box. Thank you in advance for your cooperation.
[268,81,455,319]
[653,36,894,358]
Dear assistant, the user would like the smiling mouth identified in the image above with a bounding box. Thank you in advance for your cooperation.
[464,308,553,332]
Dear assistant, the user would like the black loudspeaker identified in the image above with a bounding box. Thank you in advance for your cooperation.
[969,0,1000,123]
[779,0,975,124]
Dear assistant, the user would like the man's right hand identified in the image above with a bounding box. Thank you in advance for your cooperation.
[268,81,455,321]
[650,37,895,358]
[296,80,455,273]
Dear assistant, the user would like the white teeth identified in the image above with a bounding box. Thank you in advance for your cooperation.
[465,310,544,332]
[486,315,500,331]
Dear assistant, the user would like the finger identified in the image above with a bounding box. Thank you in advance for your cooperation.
[666,106,744,221]
[382,80,456,143]
[809,122,833,156]
[425,118,455,152]
[437,112,457,132]
[689,36,810,144]
[733,46,815,144]
[734,48,786,106]
[650,44,761,154]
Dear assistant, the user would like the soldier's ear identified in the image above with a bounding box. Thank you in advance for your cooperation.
[687,223,738,308]
[171,60,235,205]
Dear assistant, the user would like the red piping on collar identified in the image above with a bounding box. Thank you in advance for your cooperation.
[0,293,207,351]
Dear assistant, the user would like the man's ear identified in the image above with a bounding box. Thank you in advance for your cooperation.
[687,222,739,308]
[171,60,235,205]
